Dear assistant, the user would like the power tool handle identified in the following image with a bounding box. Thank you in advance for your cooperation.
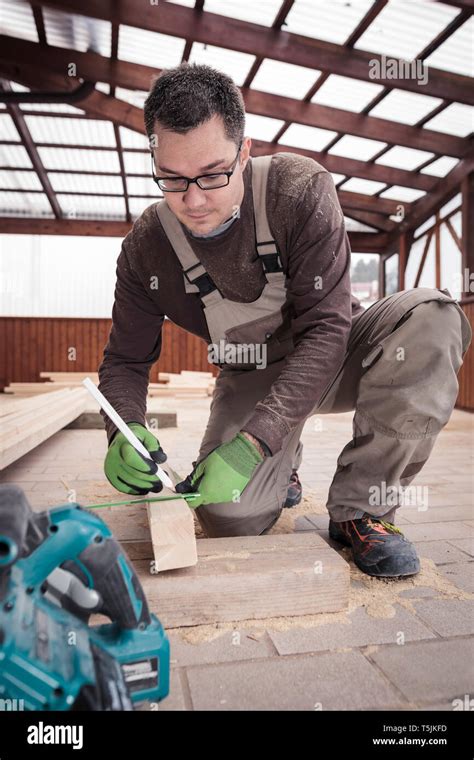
[66,536,152,629]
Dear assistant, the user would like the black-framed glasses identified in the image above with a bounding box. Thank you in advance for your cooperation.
[151,141,242,193]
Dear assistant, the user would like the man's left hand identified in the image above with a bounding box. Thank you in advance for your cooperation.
[175,432,264,508]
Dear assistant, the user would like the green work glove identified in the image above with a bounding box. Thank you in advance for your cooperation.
[175,433,263,508]
[104,422,167,496]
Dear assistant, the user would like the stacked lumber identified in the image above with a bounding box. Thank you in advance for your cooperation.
[155,370,216,397]
[4,370,216,397]
[0,388,88,469]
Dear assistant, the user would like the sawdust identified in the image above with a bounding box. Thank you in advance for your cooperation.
[270,488,327,534]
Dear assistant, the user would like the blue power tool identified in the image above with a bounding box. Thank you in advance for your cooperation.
[0,484,170,711]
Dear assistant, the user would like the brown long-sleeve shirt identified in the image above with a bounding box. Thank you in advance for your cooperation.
[98,152,364,454]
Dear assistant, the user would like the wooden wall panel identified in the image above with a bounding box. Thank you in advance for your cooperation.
[0,318,218,390]
[1,310,472,411]
[457,299,474,412]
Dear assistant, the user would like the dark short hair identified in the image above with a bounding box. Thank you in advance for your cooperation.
[144,62,245,146]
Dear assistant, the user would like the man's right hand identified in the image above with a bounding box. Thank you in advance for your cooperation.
[104,422,168,495]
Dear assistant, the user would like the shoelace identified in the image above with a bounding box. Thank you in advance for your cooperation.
[378,520,403,535]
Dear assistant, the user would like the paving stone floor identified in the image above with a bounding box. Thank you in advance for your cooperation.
[1,398,472,711]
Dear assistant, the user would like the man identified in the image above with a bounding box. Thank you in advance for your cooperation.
[98,63,472,579]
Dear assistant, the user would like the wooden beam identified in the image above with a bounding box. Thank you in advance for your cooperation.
[147,466,197,572]
[0,36,468,158]
[252,140,437,192]
[435,212,441,289]
[339,191,405,216]
[435,0,474,10]
[0,81,61,218]
[0,217,131,236]
[0,216,387,251]
[0,387,87,469]
[445,217,462,252]
[30,3,47,45]
[242,0,295,88]
[35,0,474,105]
[383,149,474,254]
[398,231,414,290]
[344,209,395,233]
[136,532,350,627]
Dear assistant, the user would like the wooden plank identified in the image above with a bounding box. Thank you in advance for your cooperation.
[40,371,100,382]
[136,532,350,628]
[0,388,88,468]
[147,466,197,572]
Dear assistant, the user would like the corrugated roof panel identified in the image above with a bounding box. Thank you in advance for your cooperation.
[56,194,126,219]
[425,16,473,77]
[415,215,435,238]
[197,0,283,27]
[38,147,120,173]
[355,0,460,60]
[404,234,430,288]
[119,25,185,67]
[42,8,111,56]
[49,173,124,194]
[128,197,159,219]
[328,135,387,160]
[368,89,443,126]
[0,169,42,191]
[420,156,459,177]
[251,60,320,99]
[344,216,377,232]
[24,116,117,147]
[165,0,195,6]
[244,113,285,141]
[123,151,153,175]
[0,113,21,141]
[189,44,255,87]
[340,177,387,195]
[440,192,461,218]
[18,102,85,114]
[0,191,53,216]
[119,127,149,150]
[424,104,473,137]
[285,0,376,44]
[126,176,157,197]
[116,88,149,109]
[0,144,33,168]
[0,0,38,42]
[380,186,426,202]
[376,146,434,170]
[311,74,383,112]
[280,123,336,151]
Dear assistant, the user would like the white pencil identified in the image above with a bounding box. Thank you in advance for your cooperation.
[82,377,174,490]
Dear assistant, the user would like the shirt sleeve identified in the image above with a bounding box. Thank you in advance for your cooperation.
[242,171,353,455]
[98,240,165,444]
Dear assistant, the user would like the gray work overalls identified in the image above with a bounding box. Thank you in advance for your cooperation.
[157,156,472,538]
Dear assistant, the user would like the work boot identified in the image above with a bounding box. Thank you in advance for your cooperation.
[284,470,302,508]
[329,516,420,577]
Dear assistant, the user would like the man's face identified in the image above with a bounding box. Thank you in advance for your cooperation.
[151,115,251,235]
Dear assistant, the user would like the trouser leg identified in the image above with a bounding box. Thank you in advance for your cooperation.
[193,287,471,537]
[194,360,305,537]
[320,290,472,523]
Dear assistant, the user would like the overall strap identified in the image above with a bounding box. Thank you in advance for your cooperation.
[251,155,284,280]
[156,200,223,306]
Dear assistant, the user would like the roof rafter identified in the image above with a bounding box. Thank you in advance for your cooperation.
[0,36,468,158]
[35,0,474,105]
